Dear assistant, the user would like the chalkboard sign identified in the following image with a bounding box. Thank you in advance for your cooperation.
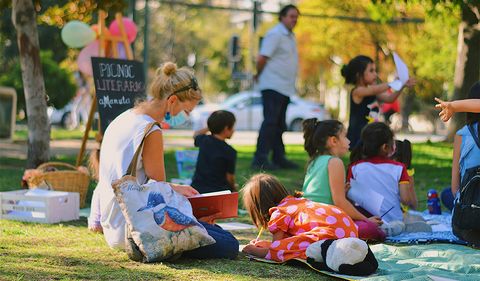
[91,57,146,134]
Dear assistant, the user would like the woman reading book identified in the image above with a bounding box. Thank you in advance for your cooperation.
[87,62,239,260]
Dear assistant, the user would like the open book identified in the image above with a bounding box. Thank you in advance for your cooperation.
[187,190,239,220]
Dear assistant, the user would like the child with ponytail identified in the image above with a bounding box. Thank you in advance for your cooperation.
[302,118,385,242]
[348,122,414,236]
[390,139,418,211]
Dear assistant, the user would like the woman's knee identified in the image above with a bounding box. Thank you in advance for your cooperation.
[195,223,239,259]
[219,235,239,259]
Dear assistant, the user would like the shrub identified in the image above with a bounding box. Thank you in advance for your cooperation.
[0,50,77,113]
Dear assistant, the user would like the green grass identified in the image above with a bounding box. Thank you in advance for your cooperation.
[0,131,454,280]
[15,128,99,141]
[14,127,195,141]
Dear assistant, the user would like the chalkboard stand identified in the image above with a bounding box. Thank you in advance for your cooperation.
[76,11,133,168]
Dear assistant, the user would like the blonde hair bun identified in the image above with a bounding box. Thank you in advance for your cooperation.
[150,61,202,102]
[162,62,177,76]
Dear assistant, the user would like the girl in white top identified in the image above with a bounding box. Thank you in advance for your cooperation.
[88,63,239,259]
[347,122,414,236]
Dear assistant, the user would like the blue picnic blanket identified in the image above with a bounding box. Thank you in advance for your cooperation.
[249,243,480,280]
[247,211,480,280]
[384,210,474,246]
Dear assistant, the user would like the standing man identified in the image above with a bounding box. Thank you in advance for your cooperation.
[252,4,300,170]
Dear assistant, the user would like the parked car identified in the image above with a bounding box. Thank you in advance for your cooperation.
[189,91,330,132]
[47,103,74,128]
[48,102,99,129]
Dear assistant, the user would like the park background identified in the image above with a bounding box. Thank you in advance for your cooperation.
[2,0,479,153]
[0,0,478,279]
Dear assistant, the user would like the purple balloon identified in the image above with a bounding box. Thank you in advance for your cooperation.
[117,42,127,59]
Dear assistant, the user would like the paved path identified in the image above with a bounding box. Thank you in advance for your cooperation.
[0,129,447,159]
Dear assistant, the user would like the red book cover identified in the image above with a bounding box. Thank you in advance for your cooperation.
[188,191,239,220]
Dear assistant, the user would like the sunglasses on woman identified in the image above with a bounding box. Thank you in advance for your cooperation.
[173,77,198,94]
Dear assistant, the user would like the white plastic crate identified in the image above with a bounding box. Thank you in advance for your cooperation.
[0,188,79,224]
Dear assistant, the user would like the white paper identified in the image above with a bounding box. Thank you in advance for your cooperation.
[190,190,231,198]
[388,52,409,91]
[347,179,384,216]
[216,222,255,230]
[388,79,403,91]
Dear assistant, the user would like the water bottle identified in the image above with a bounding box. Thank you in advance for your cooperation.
[427,189,442,214]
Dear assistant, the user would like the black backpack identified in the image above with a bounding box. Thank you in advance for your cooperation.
[452,124,480,231]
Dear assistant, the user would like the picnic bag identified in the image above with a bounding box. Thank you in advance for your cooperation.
[111,122,216,263]
[452,124,480,232]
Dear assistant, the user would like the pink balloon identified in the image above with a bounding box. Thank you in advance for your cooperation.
[77,40,99,76]
[109,18,137,43]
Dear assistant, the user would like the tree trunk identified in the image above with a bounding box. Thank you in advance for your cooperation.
[12,0,50,168]
[446,3,480,142]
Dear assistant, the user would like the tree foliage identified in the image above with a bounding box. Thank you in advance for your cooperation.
[1,0,127,168]
[0,0,127,75]
[295,0,428,92]
[134,4,242,99]
[0,0,470,135]
[368,0,480,140]
[1,50,77,112]
[294,0,458,129]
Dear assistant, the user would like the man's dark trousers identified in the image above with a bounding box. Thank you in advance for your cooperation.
[253,89,290,166]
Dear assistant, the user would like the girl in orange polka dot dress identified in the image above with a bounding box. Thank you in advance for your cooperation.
[242,173,358,262]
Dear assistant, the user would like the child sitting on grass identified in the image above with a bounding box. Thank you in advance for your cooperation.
[438,83,480,245]
[389,139,432,233]
[191,110,238,194]
[241,173,358,261]
[301,118,385,242]
[348,122,414,237]
[390,139,418,211]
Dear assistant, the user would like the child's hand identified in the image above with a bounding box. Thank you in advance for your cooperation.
[435,97,454,122]
[243,242,270,258]
[249,240,272,248]
[367,216,383,227]
[344,182,351,195]
[242,244,264,255]
[242,244,257,254]
[193,127,210,138]
[404,77,417,88]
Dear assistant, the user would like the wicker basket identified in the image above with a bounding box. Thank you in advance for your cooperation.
[26,162,91,208]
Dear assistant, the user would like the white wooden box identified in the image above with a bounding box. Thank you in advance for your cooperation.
[0,189,79,224]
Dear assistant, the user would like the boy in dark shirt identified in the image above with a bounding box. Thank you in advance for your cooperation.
[191,110,238,194]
